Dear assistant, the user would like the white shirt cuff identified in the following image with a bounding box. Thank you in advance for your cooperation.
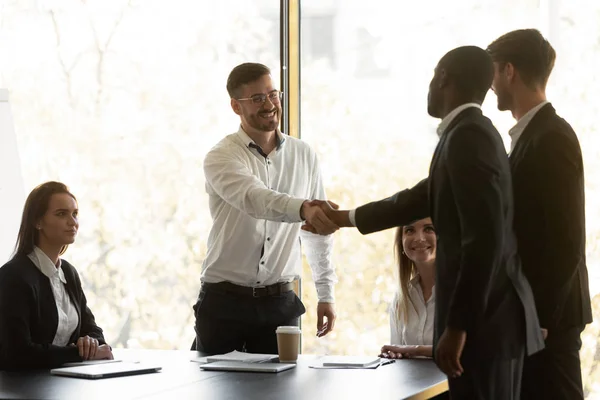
[316,284,335,303]
[348,209,357,227]
[286,197,306,223]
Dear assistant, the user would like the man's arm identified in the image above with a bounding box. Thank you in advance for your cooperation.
[530,130,586,325]
[354,178,430,234]
[301,179,429,235]
[300,151,338,337]
[443,127,506,332]
[204,148,337,233]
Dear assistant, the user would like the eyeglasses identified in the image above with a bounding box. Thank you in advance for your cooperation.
[237,90,283,105]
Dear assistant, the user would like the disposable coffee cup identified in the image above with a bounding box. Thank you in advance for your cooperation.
[276,326,301,363]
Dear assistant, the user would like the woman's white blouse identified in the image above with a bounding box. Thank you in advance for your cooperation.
[389,276,435,345]
[28,247,79,346]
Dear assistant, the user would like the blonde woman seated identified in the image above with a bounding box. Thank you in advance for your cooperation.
[380,218,436,359]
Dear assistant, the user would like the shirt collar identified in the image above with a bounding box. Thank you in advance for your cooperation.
[408,274,421,287]
[30,246,66,284]
[436,103,481,137]
[508,100,549,152]
[236,126,286,156]
[408,273,435,300]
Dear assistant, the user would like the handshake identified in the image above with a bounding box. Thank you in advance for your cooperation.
[300,199,351,235]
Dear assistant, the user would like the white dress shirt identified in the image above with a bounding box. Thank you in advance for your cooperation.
[389,275,435,345]
[508,100,549,153]
[436,102,481,137]
[348,103,481,226]
[28,247,79,346]
[202,127,337,302]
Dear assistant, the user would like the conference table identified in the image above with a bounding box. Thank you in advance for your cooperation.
[0,349,448,399]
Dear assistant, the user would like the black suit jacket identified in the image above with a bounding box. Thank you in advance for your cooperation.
[356,107,544,359]
[0,255,106,369]
[510,103,592,331]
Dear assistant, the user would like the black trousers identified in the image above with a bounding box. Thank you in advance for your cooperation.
[193,283,306,355]
[448,346,525,400]
[521,325,585,400]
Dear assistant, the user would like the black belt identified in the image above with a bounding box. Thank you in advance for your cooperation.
[203,281,295,298]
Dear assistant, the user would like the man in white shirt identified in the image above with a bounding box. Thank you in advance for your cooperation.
[193,63,338,355]
[487,29,591,400]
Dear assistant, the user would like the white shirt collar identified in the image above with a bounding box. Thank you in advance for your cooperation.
[436,103,481,137]
[29,246,66,284]
[508,100,549,152]
[236,126,286,154]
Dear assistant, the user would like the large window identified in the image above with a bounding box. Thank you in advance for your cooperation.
[0,0,280,350]
[300,0,600,396]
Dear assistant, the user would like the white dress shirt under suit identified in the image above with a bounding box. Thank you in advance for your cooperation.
[201,127,337,302]
[508,100,549,153]
[27,246,79,346]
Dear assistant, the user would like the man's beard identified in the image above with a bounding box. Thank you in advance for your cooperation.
[249,108,280,132]
[495,88,512,112]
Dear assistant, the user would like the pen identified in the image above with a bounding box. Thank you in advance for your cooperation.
[380,359,396,367]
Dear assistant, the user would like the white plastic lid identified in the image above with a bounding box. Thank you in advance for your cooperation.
[276,326,301,334]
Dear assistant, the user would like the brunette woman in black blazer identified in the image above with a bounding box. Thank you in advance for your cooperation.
[0,181,113,369]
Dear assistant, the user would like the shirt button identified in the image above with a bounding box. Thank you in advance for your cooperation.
[267,237,271,241]
[261,261,265,265]
[267,160,271,164]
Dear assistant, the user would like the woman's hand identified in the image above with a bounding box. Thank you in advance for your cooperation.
[379,344,432,359]
[75,336,99,360]
[89,344,114,360]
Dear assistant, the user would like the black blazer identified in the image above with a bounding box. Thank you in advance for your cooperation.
[356,107,544,359]
[510,103,592,331]
[0,254,106,369]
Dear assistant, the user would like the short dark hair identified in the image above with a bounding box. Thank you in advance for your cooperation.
[226,63,271,98]
[13,181,76,259]
[439,46,494,104]
[486,29,556,89]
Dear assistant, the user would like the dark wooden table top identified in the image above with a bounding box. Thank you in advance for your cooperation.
[0,349,448,400]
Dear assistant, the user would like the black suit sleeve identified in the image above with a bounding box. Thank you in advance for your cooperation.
[69,268,106,345]
[0,270,81,369]
[444,127,506,331]
[355,178,429,234]
[531,130,585,325]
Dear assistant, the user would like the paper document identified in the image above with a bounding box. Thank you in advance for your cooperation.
[309,355,383,369]
[192,350,278,364]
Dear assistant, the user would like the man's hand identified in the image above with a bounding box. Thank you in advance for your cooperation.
[541,328,548,340]
[435,327,466,378]
[301,200,352,235]
[316,302,336,337]
[301,200,339,235]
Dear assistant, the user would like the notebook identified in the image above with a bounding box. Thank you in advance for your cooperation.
[321,356,382,368]
[51,362,162,379]
[200,361,296,373]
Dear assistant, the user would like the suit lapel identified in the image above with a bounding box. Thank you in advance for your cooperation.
[509,103,555,169]
[430,107,481,174]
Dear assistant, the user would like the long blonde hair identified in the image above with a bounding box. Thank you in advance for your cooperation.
[394,226,418,324]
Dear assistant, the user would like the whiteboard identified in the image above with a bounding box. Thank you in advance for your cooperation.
[0,89,25,262]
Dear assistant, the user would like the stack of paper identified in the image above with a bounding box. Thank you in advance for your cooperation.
[310,355,383,369]
[191,350,278,364]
